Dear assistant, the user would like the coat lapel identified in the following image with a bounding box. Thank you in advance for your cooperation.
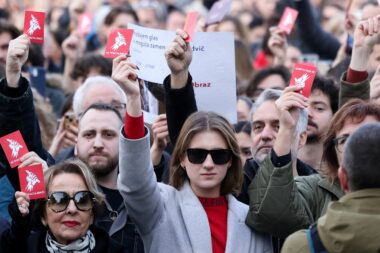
[178,182,213,253]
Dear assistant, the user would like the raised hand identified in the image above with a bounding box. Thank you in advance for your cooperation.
[165,29,192,88]
[150,114,169,166]
[19,151,49,173]
[6,34,30,87]
[268,26,287,65]
[15,191,30,217]
[112,54,141,116]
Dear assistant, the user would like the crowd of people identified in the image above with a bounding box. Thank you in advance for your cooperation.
[0,0,380,252]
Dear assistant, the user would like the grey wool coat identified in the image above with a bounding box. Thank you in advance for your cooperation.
[118,128,273,253]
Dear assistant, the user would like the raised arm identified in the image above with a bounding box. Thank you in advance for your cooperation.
[164,29,197,145]
[114,55,164,235]
[0,35,54,189]
[340,15,380,107]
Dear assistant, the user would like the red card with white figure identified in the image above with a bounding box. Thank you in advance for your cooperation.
[23,10,45,44]
[289,63,317,98]
[78,13,93,35]
[278,7,298,35]
[18,164,46,200]
[0,130,29,168]
[183,11,198,42]
[104,29,134,58]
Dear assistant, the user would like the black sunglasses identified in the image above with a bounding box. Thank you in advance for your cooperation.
[47,191,95,213]
[186,148,232,165]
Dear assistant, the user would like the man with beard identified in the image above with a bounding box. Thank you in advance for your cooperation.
[298,77,339,170]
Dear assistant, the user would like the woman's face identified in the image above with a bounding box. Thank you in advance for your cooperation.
[335,116,379,165]
[181,130,231,198]
[42,173,93,245]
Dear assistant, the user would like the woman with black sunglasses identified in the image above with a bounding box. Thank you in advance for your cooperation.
[0,159,126,253]
[114,46,272,252]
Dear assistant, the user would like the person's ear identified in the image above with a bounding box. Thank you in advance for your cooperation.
[41,216,47,226]
[338,167,350,193]
[298,131,307,149]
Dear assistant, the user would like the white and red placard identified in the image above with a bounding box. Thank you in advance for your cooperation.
[18,164,46,200]
[289,63,317,98]
[24,10,45,43]
[104,29,134,58]
[0,130,29,168]
[78,13,93,35]
[278,7,299,35]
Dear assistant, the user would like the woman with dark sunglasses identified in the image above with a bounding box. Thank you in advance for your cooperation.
[0,159,126,253]
[114,49,272,252]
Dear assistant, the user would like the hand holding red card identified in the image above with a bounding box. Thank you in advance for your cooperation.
[104,29,134,58]
[18,164,46,200]
[0,130,29,168]
[278,7,298,35]
[23,11,45,44]
[289,63,317,98]
[184,12,199,42]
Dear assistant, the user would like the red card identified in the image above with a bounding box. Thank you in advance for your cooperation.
[23,11,45,44]
[289,63,317,98]
[104,29,134,58]
[0,130,29,168]
[18,164,46,200]
[278,7,298,35]
[184,12,198,42]
[206,0,233,25]
[78,13,93,35]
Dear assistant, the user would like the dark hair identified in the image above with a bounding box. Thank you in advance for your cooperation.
[311,76,339,113]
[246,66,290,99]
[343,122,380,190]
[233,121,251,135]
[70,53,112,81]
[104,6,139,26]
[0,20,20,39]
[322,99,380,181]
[80,103,123,121]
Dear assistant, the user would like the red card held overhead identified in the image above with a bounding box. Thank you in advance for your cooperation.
[18,164,46,200]
[278,7,298,35]
[78,13,93,35]
[184,11,198,42]
[24,10,45,44]
[289,63,317,98]
[104,29,134,58]
[0,130,29,169]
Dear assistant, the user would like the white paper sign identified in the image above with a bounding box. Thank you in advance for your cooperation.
[129,24,237,123]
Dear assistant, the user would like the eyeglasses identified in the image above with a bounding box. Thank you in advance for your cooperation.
[333,134,349,153]
[47,191,95,213]
[186,148,232,165]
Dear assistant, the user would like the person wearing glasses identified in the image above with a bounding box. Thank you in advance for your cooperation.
[0,159,126,252]
[115,53,272,252]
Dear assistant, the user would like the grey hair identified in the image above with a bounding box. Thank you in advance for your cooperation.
[73,76,127,117]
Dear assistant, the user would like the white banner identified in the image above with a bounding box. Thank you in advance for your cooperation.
[129,24,237,123]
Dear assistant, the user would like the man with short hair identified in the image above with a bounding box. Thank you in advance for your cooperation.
[281,122,380,253]
[298,76,339,170]
[0,20,19,71]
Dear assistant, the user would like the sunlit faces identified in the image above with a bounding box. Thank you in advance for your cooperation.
[252,74,286,99]
[42,173,93,245]
[306,89,333,143]
[334,116,378,166]
[235,131,253,165]
[136,8,159,28]
[166,11,186,31]
[236,99,251,121]
[181,130,231,198]
[75,109,121,178]
[106,13,137,38]
[251,100,279,162]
